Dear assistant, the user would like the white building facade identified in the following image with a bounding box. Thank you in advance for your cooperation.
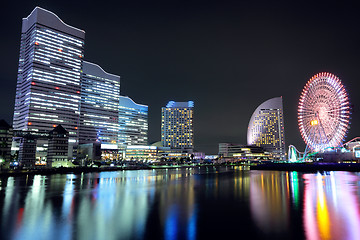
[247,97,286,160]
[13,7,85,143]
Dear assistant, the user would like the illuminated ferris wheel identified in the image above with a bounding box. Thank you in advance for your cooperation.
[298,72,351,152]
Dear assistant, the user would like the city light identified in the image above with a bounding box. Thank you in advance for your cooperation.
[298,72,351,151]
[247,97,286,160]
[310,120,318,126]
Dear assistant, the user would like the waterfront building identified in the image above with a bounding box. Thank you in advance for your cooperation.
[123,144,193,162]
[13,7,85,144]
[79,61,120,150]
[247,97,286,160]
[149,141,193,161]
[157,147,192,161]
[125,145,157,161]
[219,143,244,157]
[161,101,194,150]
[193,152,205,160]
[47,125,69,167]
[218,143,271,162]
[118,96,148,151]
[12,7,150,165]
[0,120,13,163]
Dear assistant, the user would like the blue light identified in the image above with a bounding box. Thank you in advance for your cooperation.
[188,101,194,108]
[187,205,197,240]
[166,101,175,108]
[165,205,178,240]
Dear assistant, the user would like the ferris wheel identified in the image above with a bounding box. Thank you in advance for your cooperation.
[298,72,351,152]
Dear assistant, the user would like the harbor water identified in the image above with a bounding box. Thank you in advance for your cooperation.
[0,166,359,240]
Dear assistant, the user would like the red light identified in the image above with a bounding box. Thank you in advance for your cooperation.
[75,127,78,129]
[58,49,62,52]
[31,82,36,85]
[53,125,57,128]
[79,55,82,58]
[35,42,39,45]
[28,122,32,125]
[55,87,59,90]
[77,91,80,94]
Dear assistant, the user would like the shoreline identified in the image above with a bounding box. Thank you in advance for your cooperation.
[0,164,208,177]
[1,162,360,177]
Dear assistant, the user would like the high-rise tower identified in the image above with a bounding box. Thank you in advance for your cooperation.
[161,101,194,149]
[118,96,148,150]
[247,97,286,160]
[13,7,85,144]
[79,61,120,149]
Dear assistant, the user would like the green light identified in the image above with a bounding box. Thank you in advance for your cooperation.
[291,172,299,209]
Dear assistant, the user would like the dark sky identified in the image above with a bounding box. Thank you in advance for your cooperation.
[1,0,360,154]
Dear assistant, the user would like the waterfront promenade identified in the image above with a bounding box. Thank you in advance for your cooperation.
[1,162,360,177]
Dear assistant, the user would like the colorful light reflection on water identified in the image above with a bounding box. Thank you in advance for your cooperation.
[0,167,359,240]
[303,172,360,240]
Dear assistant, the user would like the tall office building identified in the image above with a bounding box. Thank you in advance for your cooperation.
[13,7,85,144]
[247,97,286,160]
[13,7,151,164]
[79,61,120,150]
[118,96,148,150]
[161,101,194,149]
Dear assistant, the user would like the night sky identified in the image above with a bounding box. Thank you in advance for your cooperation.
[1,0,360,154]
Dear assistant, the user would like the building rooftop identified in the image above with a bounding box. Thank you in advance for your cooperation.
[49,124,68,135]
[165,101,194,108]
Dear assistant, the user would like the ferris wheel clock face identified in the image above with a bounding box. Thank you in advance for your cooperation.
[298,72,351,151]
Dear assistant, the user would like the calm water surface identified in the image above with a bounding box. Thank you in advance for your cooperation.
[0,166,359,240]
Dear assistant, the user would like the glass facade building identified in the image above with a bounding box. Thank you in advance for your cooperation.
[161,101,194,149]
[13,7,150,164]
[118,96,148,150]
[247,97,286,160]
[80,61,120,150]
[13,7,85,143]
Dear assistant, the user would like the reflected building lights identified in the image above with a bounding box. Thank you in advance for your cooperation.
[290,172,300,209]
[249,171,290,234]
[1,169,359,239]
[303,172,360,240]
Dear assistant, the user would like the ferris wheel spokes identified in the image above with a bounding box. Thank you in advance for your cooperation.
[298,72,350,156]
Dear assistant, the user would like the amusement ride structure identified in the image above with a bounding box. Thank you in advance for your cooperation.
[289,72,351,162]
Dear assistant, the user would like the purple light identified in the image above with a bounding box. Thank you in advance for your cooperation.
[298,72,351,150]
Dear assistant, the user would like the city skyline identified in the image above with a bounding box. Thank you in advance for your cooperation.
[2,1,360,154]
[10,7,151,165]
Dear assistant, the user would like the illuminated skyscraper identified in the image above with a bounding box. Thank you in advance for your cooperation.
[79,61,120,150]
[118,96,148,150]
[247,97,285,160]
[13,7,149,163]
[161,101,194,149]
[13,7,85,144]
